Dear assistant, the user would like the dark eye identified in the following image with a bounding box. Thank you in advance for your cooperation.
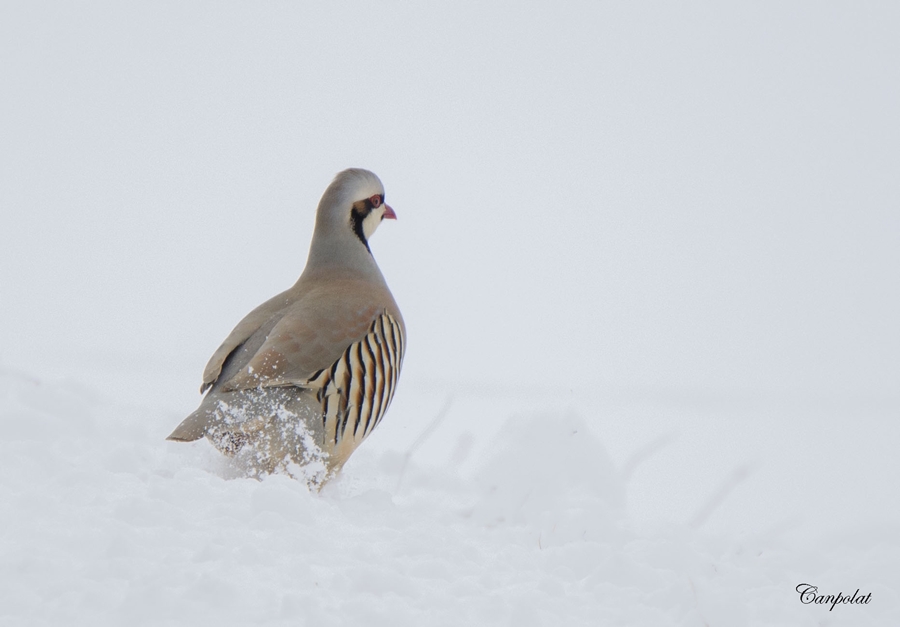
[369,194,382,208]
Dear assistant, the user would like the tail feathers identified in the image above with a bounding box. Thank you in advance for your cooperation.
[166,407,214,442]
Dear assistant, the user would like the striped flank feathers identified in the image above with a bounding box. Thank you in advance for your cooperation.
[307,311,404,464]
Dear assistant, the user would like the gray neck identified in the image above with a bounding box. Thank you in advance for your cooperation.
[301,224,388,285]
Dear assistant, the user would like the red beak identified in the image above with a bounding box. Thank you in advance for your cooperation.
[382,204,397,220]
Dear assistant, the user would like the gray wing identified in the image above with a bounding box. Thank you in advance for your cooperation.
[199,289,294,393]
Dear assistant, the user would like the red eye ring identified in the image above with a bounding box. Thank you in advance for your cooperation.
[369,194,382,208]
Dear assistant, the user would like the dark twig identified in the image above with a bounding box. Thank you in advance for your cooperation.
[395,395,453,493]
[689,462,755,529]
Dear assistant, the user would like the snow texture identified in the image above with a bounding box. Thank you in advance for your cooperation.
[0,369,896,626]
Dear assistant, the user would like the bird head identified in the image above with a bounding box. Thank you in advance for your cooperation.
[315,168,396,253]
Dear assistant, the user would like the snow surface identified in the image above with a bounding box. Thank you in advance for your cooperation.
[1,368,897,626]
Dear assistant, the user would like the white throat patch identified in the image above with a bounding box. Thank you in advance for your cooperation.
[361,206,385,241]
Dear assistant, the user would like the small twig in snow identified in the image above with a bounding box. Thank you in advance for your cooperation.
[395,395,453,493]
[689,462,755,529]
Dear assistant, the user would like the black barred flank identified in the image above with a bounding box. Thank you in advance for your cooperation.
[362,335,381,437]
[356,338,375,437]
[314,311,404,451]
[351,342,365,437]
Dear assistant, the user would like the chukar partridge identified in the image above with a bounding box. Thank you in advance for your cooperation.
[167,168,405,487]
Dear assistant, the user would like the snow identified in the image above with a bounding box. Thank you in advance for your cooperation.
[1,369,897,625]
[2,2,899,625]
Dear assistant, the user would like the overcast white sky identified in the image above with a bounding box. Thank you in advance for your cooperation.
[1,1,898,417]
